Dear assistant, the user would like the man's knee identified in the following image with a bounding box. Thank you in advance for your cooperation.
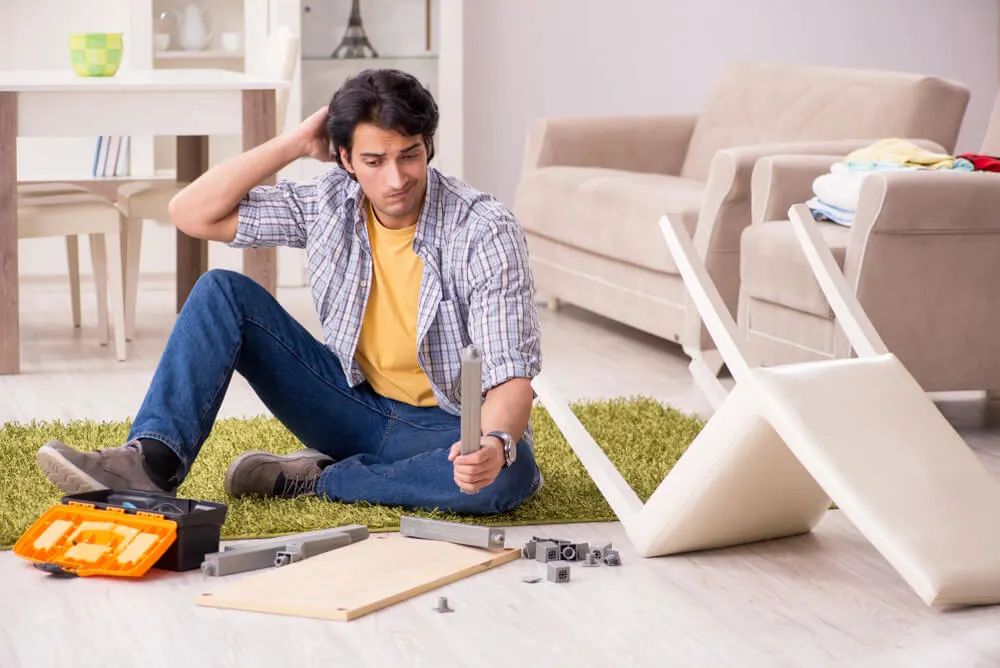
[194,268,255,294]
[188,269,267,309]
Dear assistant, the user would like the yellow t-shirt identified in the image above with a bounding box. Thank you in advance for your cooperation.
[354,203,437,406]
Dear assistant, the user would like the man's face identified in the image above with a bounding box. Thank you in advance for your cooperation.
[341,122,428,226]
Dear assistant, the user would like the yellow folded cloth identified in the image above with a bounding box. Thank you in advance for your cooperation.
[844,138,955,169]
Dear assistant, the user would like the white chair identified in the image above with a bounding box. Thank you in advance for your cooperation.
[17,190,127,361]
[531,207,1000,608]
[111,26,301,339]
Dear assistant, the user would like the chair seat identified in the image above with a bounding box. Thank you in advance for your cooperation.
[741,220,851,318]
[516,166,704,275]
[18,193,122,239]
[117,180,183,220]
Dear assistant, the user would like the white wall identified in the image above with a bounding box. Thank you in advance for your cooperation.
[462,0,1000,209]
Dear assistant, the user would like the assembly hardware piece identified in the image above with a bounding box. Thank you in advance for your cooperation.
[523,537,604,564]
[534,541,559,563]
[547,561,571,583]
[433,596,454,613]
[602,549,622,566]
[201,524,369,576]
[399,515,505,550]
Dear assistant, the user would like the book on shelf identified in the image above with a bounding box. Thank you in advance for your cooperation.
[92,135,131,178]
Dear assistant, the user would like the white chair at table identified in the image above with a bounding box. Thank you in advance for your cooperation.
[111,25,301,340]
[17,190,127,361]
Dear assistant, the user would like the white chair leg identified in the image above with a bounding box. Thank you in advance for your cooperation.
[65,236,81,328]
[121,214,142,341]
[104,231,127,361]
[90,233,110,346]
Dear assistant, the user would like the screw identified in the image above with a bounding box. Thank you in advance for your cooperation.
[432,596,454,613]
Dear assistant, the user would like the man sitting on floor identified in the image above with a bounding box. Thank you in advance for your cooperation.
[35,68,543,515]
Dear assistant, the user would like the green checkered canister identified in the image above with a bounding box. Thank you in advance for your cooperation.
[69,33,124,77]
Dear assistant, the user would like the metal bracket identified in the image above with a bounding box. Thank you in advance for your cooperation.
[399,515,505,550]
[200,524,369,576]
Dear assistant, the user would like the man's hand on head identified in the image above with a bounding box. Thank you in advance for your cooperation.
[292,107,334,162]
[448,436,504,494]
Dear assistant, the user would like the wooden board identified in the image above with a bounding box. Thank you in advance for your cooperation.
[194,534,521,621]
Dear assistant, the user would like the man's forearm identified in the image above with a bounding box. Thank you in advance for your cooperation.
[480,378,533,444]
[168,133,304,233]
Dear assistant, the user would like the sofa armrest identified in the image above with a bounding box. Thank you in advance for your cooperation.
[852,170,1000,238]
[521,114,698,175]
[750,154,845,226]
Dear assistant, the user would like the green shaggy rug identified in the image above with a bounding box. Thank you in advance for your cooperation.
[0,397,705,549]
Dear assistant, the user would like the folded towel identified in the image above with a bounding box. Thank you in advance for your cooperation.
[812,171,868,213]
[844,138,957,169]
[806,197,854,226]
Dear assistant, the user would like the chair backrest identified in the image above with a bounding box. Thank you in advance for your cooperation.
[264,25,301,133]
[680,61,970,181]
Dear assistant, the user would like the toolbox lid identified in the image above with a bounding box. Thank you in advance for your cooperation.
[13,500,177,577]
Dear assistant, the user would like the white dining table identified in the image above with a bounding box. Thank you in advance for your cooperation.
[0,68,288,374]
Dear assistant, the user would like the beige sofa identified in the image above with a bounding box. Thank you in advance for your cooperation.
[513,61,970,366]
[740,91,1000,397]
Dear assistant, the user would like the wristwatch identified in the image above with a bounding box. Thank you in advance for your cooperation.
[486,430,516,467]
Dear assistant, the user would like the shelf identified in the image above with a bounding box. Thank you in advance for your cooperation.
[154,50,244,60]
[301,54,439,63]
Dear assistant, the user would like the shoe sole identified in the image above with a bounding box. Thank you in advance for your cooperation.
[36,444,110,495]
[224,449,333,497]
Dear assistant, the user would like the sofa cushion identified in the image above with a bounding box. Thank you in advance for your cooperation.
[741,220,851,318]
[680,61,969,181]
[515,166,705,275]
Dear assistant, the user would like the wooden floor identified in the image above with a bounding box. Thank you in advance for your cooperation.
[3,275,1000,667]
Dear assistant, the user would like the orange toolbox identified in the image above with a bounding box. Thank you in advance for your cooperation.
[14,490,228,578]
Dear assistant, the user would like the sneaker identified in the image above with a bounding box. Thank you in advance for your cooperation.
[223,449,334,498]
[36,439,176,495]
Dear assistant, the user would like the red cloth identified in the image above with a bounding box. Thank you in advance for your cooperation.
[957,153,1000,172]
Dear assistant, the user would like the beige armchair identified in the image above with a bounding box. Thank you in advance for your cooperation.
[740,95,1000,397]
[513,60,970,370]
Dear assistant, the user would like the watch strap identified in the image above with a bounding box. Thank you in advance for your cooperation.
[485,430,514,467]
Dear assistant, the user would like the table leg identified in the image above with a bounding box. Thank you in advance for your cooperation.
[0,93,19,374]
[241,89,277,295]
[175,135,209,313]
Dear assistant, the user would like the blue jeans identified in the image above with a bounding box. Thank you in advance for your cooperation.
[127,269,541,515]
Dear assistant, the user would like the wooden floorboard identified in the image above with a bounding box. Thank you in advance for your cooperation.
[2,275,1000,667]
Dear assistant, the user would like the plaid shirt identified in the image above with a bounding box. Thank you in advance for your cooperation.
[230,166,542,443]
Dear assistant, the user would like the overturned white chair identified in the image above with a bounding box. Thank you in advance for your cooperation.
[531,204,1000,608]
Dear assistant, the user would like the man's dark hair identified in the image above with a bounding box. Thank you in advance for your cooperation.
[327,68,438,175]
